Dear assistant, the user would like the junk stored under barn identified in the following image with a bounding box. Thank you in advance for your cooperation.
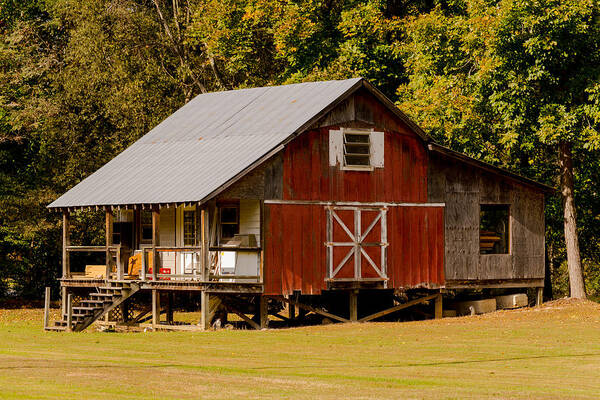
[45,78,551,331]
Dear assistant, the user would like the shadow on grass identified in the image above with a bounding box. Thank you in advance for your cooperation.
[2,352,599,372]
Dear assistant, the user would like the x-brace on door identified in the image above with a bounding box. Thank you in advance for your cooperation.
[325,206,388,282]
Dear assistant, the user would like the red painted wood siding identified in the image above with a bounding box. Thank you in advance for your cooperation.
[387,206,445,288]
[263,204,445,295]
[263,204,328,295]
[282,127,427,203]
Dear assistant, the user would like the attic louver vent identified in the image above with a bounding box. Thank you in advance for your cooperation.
[343,130,371,167]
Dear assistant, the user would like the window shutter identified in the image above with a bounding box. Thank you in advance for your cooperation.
[371,130,384,167]
[329,129,343,166]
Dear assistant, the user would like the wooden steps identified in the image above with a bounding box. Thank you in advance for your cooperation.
[46,282,140,332]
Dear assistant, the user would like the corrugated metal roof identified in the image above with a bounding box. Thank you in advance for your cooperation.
[49,78,365,208]
[48,77,550,210]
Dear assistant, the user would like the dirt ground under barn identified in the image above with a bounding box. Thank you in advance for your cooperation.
[0,299,599,399]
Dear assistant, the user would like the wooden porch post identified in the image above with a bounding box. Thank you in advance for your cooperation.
[62,211,70,279]
[152,207,160,281]
[200,207,208,281]
[105,209,113,281]
[536,287,544,306]
[349,290,358,322]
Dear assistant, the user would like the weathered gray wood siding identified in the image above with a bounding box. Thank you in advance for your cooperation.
[428,154,545,283]
[216,154,283,201]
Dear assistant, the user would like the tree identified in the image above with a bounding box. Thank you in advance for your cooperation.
[398,0,600,298]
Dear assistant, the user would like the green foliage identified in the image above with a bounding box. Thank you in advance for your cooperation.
[1,0,600,299]
[397,0,600,297]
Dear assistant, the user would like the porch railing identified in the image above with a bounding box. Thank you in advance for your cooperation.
[139,246,261,283]
[64,245,262,283]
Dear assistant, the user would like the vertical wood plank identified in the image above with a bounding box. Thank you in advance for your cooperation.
[62,211,70,279]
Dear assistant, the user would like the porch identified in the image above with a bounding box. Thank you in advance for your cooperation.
[60,199,264,287]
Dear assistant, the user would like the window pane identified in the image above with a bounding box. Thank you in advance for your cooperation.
[183,210,195,246]
[221,224,238,240]
[142,226,153,241]
[113,222,121,244]
[345,154,370,166]
[141,211,153,241]
[480,205,509,254]
[221,207,238,223]
[345,133,369,143]
[141,211,152,225]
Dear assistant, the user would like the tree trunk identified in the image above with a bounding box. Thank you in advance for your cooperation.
[543,242,553,300]
[558,140,586,299]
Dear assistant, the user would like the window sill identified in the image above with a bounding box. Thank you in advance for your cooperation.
[341,165,374,172]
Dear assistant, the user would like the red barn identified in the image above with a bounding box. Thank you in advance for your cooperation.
[46,78,550,331]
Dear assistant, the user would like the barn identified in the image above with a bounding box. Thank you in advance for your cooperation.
[45,78,550,331]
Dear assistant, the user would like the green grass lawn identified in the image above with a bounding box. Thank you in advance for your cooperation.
[1,299,599,399]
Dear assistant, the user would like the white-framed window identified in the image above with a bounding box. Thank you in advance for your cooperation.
[343,130,371,167]
[329,127,384,171]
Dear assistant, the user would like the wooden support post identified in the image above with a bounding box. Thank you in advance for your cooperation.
[43,287,51,329]
[298,307,307,321]
[200,291,210,330]
[152,289,160,327]
[62,211,70,279]
[66,293,73,332]
[288,296,295,320]
[166,292,173,324]
[61,286,68,317]
[259,296,268,329]
[116,245,123,280]
[259,200,264,284]
[435,293,443,319]
[105,210,113,282]
[133,209,140,250]
[141,248,146,281]
[349,290,358,322]
[536,287,544,307]
[200,207,208,281]
[152,208,160,281]
[121,302,129,323]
